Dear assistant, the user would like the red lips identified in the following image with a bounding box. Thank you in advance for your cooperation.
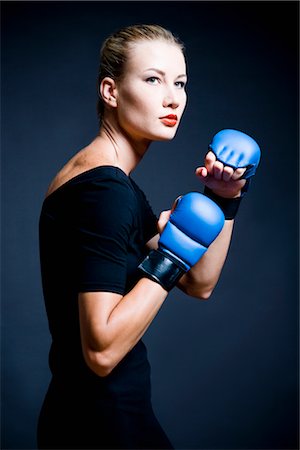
[161,114,178,120]
[160,114,178,127]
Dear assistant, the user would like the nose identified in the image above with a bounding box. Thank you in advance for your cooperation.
[162,87,180,109]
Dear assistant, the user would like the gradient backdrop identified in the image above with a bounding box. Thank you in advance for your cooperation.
[2,1,299,449]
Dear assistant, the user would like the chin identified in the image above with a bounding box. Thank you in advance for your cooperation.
[152,128,178,142]
[160,131,178,141]
[157,136,176,142]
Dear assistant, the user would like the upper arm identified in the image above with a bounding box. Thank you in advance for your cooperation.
[78,290,123,376]
[74,178,136,374]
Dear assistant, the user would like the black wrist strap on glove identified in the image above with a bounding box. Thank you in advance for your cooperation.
[204,186,241,219]
[204,179,251,220]
[138,249,188,292]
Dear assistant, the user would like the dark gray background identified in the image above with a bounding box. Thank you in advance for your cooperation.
[2,1,298,449]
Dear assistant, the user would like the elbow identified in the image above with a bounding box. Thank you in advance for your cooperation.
[199,288,213,300]
[193,288,213,300]
[184,284,214,300]
[84,349,117,378]
[178,273,215,300]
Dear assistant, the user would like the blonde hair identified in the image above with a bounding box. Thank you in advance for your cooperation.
[96,24,185,123]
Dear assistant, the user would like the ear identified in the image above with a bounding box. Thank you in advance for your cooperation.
[99,77,118,109]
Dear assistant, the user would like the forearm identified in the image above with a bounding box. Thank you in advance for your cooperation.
[177,219,234,298]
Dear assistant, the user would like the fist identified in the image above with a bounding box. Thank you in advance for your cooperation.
[209,129,261,179]
[196,129,261,198]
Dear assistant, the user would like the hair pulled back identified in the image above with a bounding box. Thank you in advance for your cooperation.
[96,24,185,124]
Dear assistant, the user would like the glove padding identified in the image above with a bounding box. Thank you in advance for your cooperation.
[138,192,225,291]
[209,129,261,179]
[159,192,225,268]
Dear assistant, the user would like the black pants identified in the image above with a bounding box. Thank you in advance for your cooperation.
[37,379,174,449]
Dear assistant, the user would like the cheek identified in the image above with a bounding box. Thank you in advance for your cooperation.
[118,94,154,126]
[181,92,188,110]
[117,99,153,138]
[118,88,141,114]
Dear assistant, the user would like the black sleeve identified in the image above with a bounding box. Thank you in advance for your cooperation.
[75,177,136,295]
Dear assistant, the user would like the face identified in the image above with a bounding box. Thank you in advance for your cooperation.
[114,40,187,143]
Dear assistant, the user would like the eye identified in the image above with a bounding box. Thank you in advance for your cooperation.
[146,76,160,85]
[175,81,186,89]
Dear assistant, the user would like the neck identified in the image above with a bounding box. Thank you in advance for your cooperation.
[96,116,151,176]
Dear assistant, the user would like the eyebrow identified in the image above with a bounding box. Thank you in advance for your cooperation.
[144,68,187,78]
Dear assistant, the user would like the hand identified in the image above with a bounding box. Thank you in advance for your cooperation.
[195,151,247,198]
[157,196,182,235]
[157,209,171,235]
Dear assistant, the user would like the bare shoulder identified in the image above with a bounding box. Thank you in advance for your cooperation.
[45,149,88,198]
[45,138,114,198]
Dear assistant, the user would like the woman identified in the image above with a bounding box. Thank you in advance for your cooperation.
[37,24,246,449]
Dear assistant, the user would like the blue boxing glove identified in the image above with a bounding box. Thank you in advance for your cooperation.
[209,129,261,179]
[138,192,224,291]
[204,129,261,219]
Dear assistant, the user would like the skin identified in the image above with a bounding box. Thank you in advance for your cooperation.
[46,39,246,377]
